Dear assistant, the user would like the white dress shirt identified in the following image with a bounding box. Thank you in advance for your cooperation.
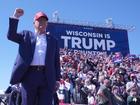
[30,34,47,66]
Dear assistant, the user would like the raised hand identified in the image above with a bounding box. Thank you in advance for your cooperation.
[13,8,24,18]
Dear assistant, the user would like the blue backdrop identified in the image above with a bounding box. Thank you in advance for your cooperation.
[47,22,129,55]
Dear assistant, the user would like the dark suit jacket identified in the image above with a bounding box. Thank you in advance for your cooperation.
[7,18,60,90]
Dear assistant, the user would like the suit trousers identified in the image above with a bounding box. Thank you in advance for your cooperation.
[21,67,53,105]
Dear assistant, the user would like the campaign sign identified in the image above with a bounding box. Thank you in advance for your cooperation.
[47,22,129,55]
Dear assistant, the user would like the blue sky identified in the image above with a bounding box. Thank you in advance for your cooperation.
[0,0,140,90]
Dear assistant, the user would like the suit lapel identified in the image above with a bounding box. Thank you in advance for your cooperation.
[46,35,51,58]
[31,35,36,55]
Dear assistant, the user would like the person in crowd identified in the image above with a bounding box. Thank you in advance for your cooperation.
[112,85,126,105]
[71,78,83,104]
[57,79,65,103]
[127,86,140,105]
[97,78,115,105]
[126,73,139,95]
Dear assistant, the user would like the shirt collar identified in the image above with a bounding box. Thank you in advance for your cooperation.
[35,31,50,36]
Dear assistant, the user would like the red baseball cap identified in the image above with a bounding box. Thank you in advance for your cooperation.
[34,11,48,21]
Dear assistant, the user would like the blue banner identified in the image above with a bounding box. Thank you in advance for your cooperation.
[47,22,129,55]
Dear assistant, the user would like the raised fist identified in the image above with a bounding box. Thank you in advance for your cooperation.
[13,8,24,18]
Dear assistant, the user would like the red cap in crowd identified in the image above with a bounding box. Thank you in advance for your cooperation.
[34,11,48,21]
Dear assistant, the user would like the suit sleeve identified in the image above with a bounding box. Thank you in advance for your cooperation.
[55,40,61,81]
[7,18,23,44]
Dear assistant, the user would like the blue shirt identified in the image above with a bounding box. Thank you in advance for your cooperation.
[30,34,47,65]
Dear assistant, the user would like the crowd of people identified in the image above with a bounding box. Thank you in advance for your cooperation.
[1,48,140,105]
[56,48,140,105]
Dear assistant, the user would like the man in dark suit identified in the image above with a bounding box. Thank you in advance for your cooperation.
[7,8,61,105]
